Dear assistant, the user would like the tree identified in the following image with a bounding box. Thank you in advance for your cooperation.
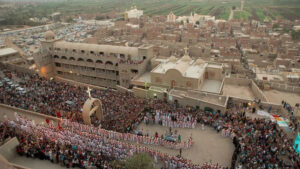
[232,6,236,10]
[195,21,200,25]
[272,23,279,29]
[66,17,74,23]
[124,153,154,169]
[95,16,104,20]
[291,30,300,40]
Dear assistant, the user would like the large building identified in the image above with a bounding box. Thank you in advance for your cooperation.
[36,31,153,88]
[124,6,143,20]
[0,48,20,64]
[150,48,224,93]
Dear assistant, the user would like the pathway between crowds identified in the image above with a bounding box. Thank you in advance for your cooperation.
[137,123,234,167]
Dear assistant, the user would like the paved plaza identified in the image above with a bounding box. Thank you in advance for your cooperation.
[137,123,234,167]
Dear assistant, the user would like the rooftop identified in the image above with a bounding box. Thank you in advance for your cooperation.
[0,48,18,57]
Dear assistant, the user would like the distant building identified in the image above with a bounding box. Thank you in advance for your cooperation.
[0,48,20,64]
[167,12,176,23]
[36,31,153,88]
[176,12,215,25]
[124,6,143,20]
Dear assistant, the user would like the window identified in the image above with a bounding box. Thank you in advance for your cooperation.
[69,57,75,61]
[155,77,162,83]
[77,58,84,61]
[90,51,94,54]
[105,61,113,65]
[53,55,59,59]
[81,50,85,53]
[73,49,76,53]
[186,81,192,87]
[131,69,138,74]
[143,56,146,60]
[96,60,103,64]
[55,63,61,67]
[61,56,67,60]
[120,54,125,58]
[99,52,104,55]
[87,59,93,63]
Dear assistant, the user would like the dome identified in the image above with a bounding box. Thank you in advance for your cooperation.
[195,58,205,65]
[181,54,192,62]
[169,55,177,62]
[44,31,55,41]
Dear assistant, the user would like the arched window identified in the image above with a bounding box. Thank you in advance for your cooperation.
[53,55,59,59]
[96,60,103,64]
[69,57,75,61]
[131,69,138,73]
[78,58,84,61]
[87,59,94,63]
[105,61,113,65]
[61,56,67,60]
[81,50,85,53]
[90,51,95,54]
[115,63,118,67]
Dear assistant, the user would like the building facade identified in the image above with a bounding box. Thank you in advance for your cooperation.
[36,31,153,89]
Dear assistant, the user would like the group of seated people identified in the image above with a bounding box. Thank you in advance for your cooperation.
[0,67,300,169]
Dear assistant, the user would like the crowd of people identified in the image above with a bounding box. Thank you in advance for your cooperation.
[0,68,146,133]
[1,67,300,169]
[5,113,206,169]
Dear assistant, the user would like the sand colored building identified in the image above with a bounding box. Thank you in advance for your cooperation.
[150,48,224,93]
[36,31,153,88]
[167,12,176,23]
[124,6,143,20]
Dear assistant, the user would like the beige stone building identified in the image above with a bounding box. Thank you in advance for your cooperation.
[0,48,20,64]
[36,31,153,88]
[150,48,224,93]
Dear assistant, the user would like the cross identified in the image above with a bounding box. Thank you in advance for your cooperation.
[87,87,92,99]
[184,46,189,55]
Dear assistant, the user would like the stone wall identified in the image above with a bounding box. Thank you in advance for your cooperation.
[269,82,300,93]
[0,104,60,124]
[0,63,36,75]
[0,137,19,162]
[116,85,133,94]
[251,80,268,102]
[224,77,251,86]
[132,87,148,98]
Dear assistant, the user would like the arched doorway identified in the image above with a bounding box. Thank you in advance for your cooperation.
[171,80,176,88]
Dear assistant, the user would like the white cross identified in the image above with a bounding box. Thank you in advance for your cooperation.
[87,87,92,99]
[184,46,189,55]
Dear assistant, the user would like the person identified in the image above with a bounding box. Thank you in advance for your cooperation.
[179,148,182,157]
[177,134,181,143]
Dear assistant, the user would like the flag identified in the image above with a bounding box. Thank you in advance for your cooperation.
[45,118,50,125]
[58,122,62,130]
[56,112,61,118]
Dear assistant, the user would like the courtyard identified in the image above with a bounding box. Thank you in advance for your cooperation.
[137,123,234,167]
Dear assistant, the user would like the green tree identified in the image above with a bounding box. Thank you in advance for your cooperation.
[66,17,74,23]
[195,21,200,25]
[272,23,279,29]
[124,153,154,169]
[95,16,104,20]
[291,30,300,40]
[232,6,236,10]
